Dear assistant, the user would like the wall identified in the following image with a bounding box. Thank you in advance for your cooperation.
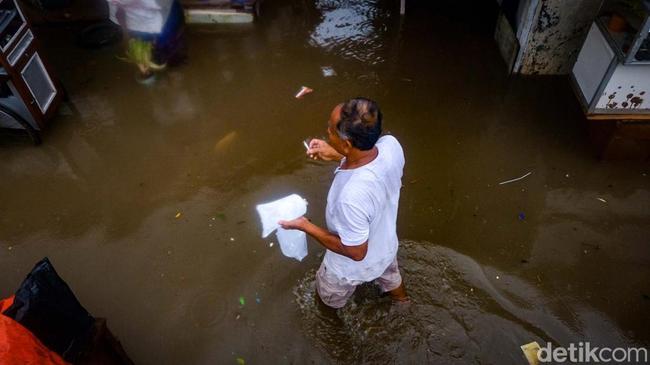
[519,0,604,75]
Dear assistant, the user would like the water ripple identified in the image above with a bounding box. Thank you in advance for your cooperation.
[309,0,391,64]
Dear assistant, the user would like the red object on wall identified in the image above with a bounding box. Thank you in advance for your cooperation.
[0,296,70,365]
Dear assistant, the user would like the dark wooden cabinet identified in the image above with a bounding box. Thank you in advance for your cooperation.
[0,0,62,136]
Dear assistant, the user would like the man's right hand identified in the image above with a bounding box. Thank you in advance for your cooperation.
[307,139,343,161]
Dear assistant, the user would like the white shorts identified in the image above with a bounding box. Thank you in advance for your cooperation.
[315,257,403,309]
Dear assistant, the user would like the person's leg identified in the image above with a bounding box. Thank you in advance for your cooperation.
[315,262,357,309]
[153,0,186,66]
[375,257,409,302]
[387,282,408,302]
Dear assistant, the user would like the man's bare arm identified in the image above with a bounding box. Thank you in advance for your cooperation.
[307,139,344,162]
[279,217,368,261]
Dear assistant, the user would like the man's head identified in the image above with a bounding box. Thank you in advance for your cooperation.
[327,97,382,156]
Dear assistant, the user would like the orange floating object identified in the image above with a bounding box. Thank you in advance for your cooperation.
[0,296,70,365]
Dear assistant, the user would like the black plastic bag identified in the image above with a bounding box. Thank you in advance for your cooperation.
[2,257,95,361]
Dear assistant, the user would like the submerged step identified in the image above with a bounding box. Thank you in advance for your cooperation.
[185,8,253,24]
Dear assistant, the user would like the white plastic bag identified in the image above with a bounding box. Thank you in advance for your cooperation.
[256,194,308,261]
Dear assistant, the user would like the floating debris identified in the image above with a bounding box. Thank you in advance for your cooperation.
[303,140,310,151]
[499,171,532,185]
[269,242,274,247]
[239,296,245,306]
[175,212,182,219]
[214,131,238,152]
[320,66,337,77]
[295,86,313,99]
[518,212,526,221]
[236,357,245,365]
[596,197,607,203]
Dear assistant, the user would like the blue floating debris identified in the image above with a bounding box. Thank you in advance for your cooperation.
[518,212,526,221]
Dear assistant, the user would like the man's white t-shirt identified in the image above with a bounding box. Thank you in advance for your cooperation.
[324,135,405,283]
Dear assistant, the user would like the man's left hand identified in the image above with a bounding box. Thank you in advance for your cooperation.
[278,216,310,231]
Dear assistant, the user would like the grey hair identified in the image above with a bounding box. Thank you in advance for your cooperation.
[336,97,382,150]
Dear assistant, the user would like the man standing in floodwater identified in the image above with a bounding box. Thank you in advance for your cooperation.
[279,97,408,308]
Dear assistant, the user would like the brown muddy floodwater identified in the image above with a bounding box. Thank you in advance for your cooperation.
[1,0,649,364]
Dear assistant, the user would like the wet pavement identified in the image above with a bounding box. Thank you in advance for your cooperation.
[1,0,649,363]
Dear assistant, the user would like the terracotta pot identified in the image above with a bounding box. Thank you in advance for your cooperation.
[608,13,627,33]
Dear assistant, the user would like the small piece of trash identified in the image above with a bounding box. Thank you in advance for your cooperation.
[236,357,245,365]
[565,173,570,178]
[520,341,541,365]
[269,242,274,247]
[496,275,500,280]
[321,66,337,77]
[499,171,532,185]
[175,212,182,219]
[295,86,313,99]
[596,197,607,203]
[7,246,12,251]
[230,237,235,242]
[235,314,241,320]
[214,131,238,152]
[255,293,261,304]
[239,296,245,306]
[518,212,526,221]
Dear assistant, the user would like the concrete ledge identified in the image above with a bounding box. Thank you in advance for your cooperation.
[185,9,253,24]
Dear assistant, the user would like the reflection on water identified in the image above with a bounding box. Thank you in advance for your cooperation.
[310,0,392,64]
